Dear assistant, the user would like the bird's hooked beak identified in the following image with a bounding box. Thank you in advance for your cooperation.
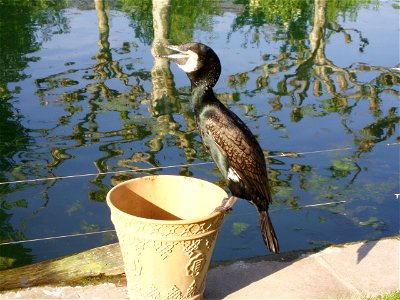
[158,43,190,66]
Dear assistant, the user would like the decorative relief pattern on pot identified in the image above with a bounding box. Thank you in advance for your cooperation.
[115,213,224,239]
[154,241,174,260]
[166,285,183,299]
[110,208,225,300]
[184,280,199,298]
[186,252,206,277]
[182,239,201,257]
[143,284,160,299]
[205,231,218,249]
[132,283,201,300]
[130,256,142,276]
[117,236,147,255]
[132,237,146,254]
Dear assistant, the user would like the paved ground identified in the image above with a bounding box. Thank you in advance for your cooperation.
[1,237,399,299]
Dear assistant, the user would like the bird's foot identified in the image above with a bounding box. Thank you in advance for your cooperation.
[213,196,237,213]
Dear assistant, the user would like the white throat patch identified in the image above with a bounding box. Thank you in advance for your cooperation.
[227,167,241,182]
[178,50,200,73]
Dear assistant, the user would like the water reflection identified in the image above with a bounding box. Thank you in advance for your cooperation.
[0,0,398,269]
[0,0,72,269]
[221,0,399,213]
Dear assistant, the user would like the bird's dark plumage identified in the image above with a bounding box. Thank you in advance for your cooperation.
[162,42,279,253]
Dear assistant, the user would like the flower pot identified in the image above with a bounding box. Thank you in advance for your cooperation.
[106,175,227,300]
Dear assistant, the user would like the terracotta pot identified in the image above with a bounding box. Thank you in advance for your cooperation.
[106,175,227,300]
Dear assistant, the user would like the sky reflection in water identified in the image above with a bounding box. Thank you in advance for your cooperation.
[0,0,398,269]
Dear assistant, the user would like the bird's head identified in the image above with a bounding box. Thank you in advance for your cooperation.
[160,42,221,89]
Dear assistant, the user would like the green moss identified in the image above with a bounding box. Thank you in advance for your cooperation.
[231,222,251,236]
[369,290,400,300]
[70,274,126,287]
[0,256,16,270]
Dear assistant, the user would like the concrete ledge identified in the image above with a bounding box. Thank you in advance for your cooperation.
[1,237,399,299]
[205,237,399,299]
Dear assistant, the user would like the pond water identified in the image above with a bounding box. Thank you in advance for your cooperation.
[0,0,399,269]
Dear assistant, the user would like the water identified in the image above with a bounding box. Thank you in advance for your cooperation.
[0,0,399,269]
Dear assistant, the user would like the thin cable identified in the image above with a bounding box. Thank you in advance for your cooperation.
[0,200,346,246]
[268,146,352,158]
[298,200,346,208]
[0,140,398,186]
[0,230,116,246]
[3,144,398,185]
[0,161,213,185]
[0,144,395,243]
[0,146,364,186]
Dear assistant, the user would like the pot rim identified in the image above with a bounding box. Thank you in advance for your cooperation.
[106,175,226,225]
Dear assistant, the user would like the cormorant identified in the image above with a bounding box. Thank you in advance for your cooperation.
[160,42,279,253]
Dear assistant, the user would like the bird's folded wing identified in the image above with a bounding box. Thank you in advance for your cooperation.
[204,109,272,204]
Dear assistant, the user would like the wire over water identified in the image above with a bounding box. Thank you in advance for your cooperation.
[0,143,397,245]
[0,200,346,246]
[3,144,398,186]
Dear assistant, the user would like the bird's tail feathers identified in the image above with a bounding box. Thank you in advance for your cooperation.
[259,210,279,254]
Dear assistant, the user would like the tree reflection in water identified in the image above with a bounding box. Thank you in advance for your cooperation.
[0,0,398,268]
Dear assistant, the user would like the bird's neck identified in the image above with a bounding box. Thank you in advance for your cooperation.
[191,84,217,114]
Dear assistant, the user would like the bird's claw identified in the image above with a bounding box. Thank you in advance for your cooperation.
[213,204,232,213]
[212,196,237,213]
